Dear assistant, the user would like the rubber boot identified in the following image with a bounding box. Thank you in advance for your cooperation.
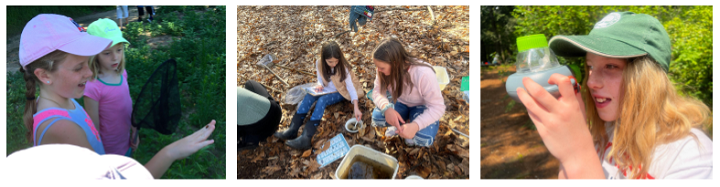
[286,120,319,150]
[274,113,306,140]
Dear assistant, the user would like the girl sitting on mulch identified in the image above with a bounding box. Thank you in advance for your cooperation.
[369,38,446,147]
[274,41,364,150]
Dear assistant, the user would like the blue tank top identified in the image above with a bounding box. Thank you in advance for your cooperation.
[32,99,105,154]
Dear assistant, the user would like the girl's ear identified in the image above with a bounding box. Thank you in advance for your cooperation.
[34,68,52,85]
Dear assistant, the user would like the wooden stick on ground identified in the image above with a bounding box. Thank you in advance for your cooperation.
[276,64,314,76]
[258,81,283,93]
[258,64,290,87]
[427,6,435,21]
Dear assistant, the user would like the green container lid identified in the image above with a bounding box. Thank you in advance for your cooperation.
[461,76,469,91]
[517,34,548,52]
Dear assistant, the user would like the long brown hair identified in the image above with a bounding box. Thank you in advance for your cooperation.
[18,50,69,142]
[582,56,711,178]
[372,38,433,103]
[319,41,350,83]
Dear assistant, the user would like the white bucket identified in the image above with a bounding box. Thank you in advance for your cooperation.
[433,66,450,90]
[335,145,399,179]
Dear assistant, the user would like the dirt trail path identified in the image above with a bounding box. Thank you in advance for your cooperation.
[480,66,559,179]
[6,7,154,73]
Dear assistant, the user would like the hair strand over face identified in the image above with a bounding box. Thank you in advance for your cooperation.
[372,38,433,103]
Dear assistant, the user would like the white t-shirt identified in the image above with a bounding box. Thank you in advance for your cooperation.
[597,123,713,179]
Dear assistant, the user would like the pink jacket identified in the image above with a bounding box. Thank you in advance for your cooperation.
[372,62,446,130]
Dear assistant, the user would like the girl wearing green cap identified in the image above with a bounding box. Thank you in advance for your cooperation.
[516,12,712,179]
[84,18,138,156]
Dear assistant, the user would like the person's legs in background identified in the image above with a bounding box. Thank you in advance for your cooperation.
[145,6,154,22]
[117,6,123,27]
[120,6,129,28]
[137,6,145,22]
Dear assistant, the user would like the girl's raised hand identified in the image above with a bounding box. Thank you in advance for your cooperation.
[163,120,216,160]
[516,74,602,178]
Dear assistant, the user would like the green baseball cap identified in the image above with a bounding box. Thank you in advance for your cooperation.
[87,18,130,47]
[548,12,671,72]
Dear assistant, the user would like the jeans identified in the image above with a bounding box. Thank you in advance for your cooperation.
[371,102,440,147]
[296,92,345,122]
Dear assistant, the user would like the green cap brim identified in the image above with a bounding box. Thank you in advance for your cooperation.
[109,36,130,47]
[549,35,647,59]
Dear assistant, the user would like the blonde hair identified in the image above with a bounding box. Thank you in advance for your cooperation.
[19,50,69,142]
[89,44,126,79]
[582,56,711,179]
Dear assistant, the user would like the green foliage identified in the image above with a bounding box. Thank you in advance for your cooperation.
[5,6,226,179]
[6,71,32,155]
[481,6,516,64]
[664,6,713,107]
[124,6,227,179]
[6,6,115,37]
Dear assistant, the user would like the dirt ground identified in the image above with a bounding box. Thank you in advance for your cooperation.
[480,65,559,179]
[6,7,156,73]
[237,6,470,179]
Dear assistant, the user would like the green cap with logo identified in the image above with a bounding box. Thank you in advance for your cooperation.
[548,12,671,72]
[87,18,130,47]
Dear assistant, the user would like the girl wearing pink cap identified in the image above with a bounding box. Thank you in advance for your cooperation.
[18,14,217,179]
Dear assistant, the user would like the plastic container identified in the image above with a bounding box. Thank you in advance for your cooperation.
[345,118,364,133]
[461,76,469,103]
[284,83,315,104]
[505,34,575,102]
[335,145,399,179]
[433,66,450,90]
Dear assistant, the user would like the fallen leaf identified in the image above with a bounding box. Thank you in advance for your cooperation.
[251,155,263,163]
[301,149,312,157]
[262,165,282,174]
[418,165,432,178]
[312,172,323,179]
[307,159,320,173]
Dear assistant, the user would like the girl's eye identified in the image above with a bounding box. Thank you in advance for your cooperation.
[605,64,617,69]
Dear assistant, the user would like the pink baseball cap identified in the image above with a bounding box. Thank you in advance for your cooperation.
[19,14,112,70]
